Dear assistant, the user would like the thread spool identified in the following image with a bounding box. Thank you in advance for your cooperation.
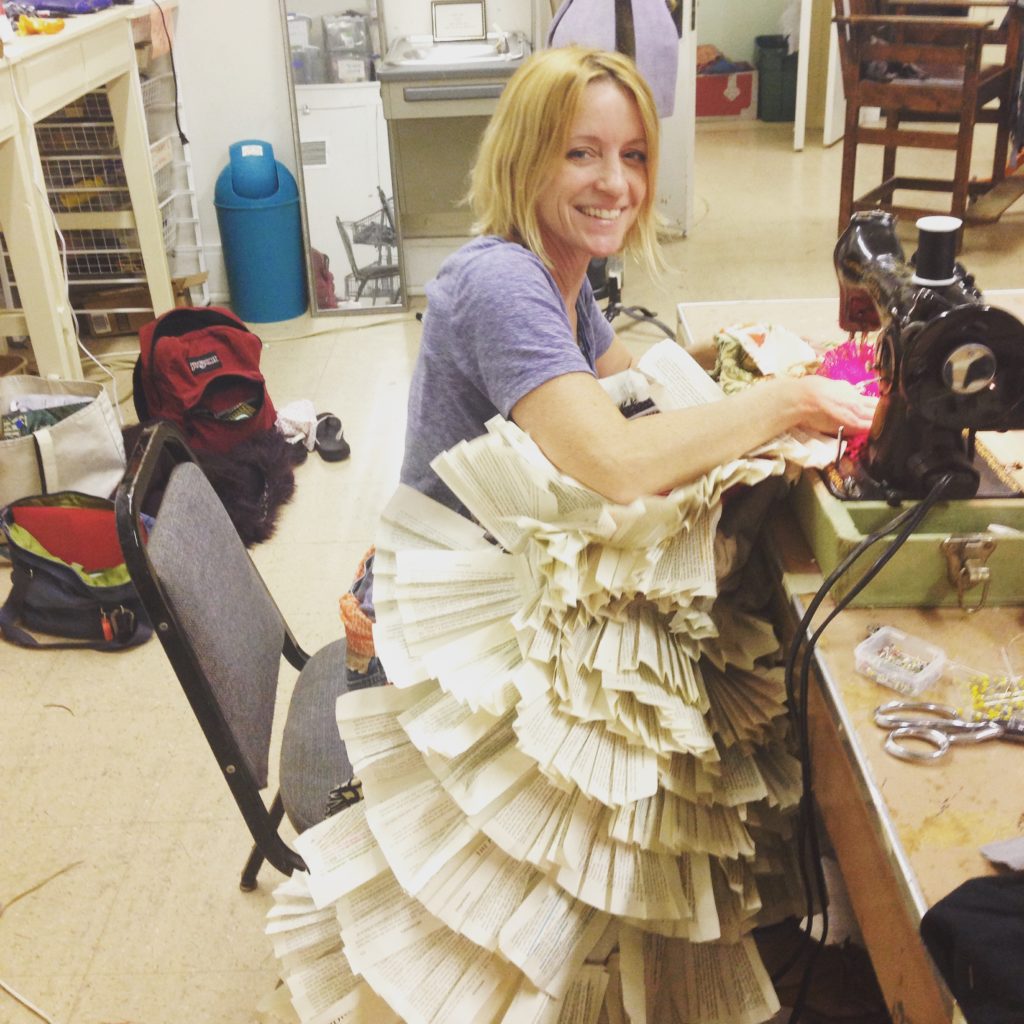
[912,215,962,285]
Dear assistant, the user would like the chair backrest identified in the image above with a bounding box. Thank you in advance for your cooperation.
[832,0,998,106]
[115,422,305,876]
[377,185,397,241]
[335,216,364,280]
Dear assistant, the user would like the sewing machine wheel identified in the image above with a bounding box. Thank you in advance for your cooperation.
[904,306,1024,429]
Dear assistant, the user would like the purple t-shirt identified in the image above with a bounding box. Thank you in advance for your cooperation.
[401,236,614,514]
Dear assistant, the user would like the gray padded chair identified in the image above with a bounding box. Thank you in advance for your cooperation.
[115,422,354,890]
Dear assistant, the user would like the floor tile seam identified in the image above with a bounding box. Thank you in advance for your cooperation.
[52,819,151,1021]
[1,962,90,1020]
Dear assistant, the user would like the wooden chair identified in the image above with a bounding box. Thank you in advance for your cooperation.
[833,0,1024,235]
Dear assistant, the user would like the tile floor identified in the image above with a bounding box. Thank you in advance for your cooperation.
[2,118,1022,1024]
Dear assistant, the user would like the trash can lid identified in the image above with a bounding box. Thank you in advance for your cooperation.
[214,140,300,208]
[755,34,789,49]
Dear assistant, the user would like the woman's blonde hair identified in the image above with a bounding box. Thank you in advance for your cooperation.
[468,46,662,274]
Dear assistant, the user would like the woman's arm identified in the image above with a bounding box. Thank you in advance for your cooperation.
[595,336,635,376]
[511,369,876,505]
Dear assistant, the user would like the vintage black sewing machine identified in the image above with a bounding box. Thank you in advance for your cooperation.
[789,211,1024,608]
[828,210,1024,502]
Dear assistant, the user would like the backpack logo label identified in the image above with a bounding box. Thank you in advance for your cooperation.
[189,352,222,375]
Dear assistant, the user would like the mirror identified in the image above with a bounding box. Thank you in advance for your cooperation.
[279,0,406,314]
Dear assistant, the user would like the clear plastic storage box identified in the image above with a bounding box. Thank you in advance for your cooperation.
[323,12,371,53]
[854,626,946,696]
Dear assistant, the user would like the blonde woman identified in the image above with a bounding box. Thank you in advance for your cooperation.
[400,45,875,515]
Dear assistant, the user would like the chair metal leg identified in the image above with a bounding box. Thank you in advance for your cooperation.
[239,790,287,892]
[240,843,265,892]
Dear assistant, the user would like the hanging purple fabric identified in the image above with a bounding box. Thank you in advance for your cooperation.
[547,0,680,117]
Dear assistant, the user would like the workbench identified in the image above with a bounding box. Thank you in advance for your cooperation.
[679,294,1024,1024]
[0,3,174,379]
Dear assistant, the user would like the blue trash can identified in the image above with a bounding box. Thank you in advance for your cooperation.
[214,140,308,322]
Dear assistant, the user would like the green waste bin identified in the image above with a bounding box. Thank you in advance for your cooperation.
[755,34,798,122]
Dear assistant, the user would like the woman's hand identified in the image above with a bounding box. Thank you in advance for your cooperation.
[785,375,879,435]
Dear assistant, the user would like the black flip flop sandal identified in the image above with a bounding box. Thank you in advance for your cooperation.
[315,414,351,462]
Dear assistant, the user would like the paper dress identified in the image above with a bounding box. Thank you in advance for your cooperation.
[265,341,826,1024]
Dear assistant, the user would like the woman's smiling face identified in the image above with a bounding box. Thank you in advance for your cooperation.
[535,76,649,283]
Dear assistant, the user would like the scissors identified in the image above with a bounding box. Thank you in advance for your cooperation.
[873,700,1024,763]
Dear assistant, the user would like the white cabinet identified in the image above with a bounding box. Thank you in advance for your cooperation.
[294,82,392,291]
[0,5,176,376]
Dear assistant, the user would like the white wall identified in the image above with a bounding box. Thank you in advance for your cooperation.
[173,1,295,299]
[697,0,790,64]
[172,0,534,300]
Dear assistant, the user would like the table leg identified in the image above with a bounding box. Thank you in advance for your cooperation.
[107,68,174,316]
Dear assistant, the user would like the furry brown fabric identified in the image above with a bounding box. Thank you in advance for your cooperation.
[123,424,308,547]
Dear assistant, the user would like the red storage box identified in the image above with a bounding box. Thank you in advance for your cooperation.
[696,69,757,120]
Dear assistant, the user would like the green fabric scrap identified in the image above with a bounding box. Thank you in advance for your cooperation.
[1,402,90,439]
[711,332,762,394]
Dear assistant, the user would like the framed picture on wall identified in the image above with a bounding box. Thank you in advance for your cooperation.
[431,0,487,42]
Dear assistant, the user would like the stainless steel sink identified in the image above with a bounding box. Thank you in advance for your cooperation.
[383,32,529,68]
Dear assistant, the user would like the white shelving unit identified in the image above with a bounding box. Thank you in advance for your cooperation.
[0,3,204,367]
[138,63,209,305]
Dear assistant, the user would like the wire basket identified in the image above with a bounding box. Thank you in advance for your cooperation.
[141,73,177,110]
[0,234,20,311]
[66,251,146,280]
[42,156,130,213]
[350,201,397,261]
[149,135,175,174]
[343,271,400,303]
[153,161,180,204]
[61,228,145,279]
[51,90,112,123]
[36,121,119,156]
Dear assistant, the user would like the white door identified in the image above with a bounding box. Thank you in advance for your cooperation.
[656,0,697,235]
[294,82,393,284]
[793,0,815,150]
[822,22,846,146]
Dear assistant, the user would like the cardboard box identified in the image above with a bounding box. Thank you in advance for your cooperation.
[696,69,757,120]
[82,286,153,338]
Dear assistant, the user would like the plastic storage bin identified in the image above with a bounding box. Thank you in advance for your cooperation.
[214,140,307,323]
[854,626,946,696]
[324,11,373,82]
[323,12,371,52]
[755,35,798,122]
[291,44,325,84]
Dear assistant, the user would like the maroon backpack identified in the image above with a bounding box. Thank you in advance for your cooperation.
[133,306,277,455]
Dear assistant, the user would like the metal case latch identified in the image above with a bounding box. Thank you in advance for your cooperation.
[941,533,997,612]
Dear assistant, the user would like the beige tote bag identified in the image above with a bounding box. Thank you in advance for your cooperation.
[0,375,126,507]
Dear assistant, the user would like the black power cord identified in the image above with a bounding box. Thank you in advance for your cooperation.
[588,258,676,339]
[150,0,189,147]
[601,271,676,339]
[779,471,956,1022]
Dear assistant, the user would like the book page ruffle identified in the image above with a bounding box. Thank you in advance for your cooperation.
[266,410,811,1024]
